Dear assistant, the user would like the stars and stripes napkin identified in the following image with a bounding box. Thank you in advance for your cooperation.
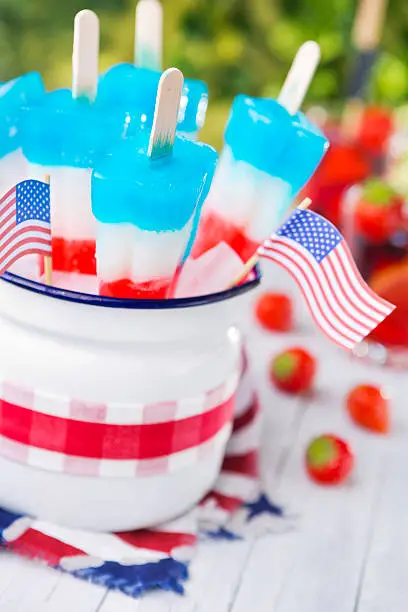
[0,353,288,598]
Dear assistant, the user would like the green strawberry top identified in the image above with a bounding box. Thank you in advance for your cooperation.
[361,178,398,207]
[273,351,298,381]
[306,435,337,468]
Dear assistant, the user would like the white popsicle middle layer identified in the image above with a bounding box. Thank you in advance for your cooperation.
[96,221,192,283]
[27,164,95,240]
[203,146,291,242]
[0,150,27,198]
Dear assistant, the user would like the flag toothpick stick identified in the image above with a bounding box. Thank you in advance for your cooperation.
[135,0,163,71]
[44,254,53,286]
[72,9,100,102]
[230,198,312,288]
[148,68,184,160]
[43,175,52,286]
[278,41,321,116]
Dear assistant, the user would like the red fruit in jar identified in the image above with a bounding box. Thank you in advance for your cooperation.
[305,434,354,485]
[369,259,408,347]
[255,293,293,332]
[357,106,394,158]
[316,143,370,186]
[305,142,370,226]
[355,179,404,244]
[346,385,390,434]
[270,347,316,394]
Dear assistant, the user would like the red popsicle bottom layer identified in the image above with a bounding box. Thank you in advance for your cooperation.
[99,277,173,300]
[191,210,259,264]
[39,237,96,275]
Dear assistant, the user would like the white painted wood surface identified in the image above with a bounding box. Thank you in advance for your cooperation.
[0,258,406,611]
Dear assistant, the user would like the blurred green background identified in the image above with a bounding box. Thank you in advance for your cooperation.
[0,0,407,148]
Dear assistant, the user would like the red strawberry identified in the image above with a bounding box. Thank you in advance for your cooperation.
[270,347,316,394]
[255,293,293,332]
[346,385,390,434]
[305,434,354,485]
[355,179,403,245]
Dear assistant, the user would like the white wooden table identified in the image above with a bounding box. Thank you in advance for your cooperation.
[0,260,406,612]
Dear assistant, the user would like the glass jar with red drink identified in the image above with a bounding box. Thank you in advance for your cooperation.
[305,105,394,229]
[342,178,408,367]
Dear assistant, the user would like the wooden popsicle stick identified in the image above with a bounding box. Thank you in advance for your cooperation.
[135,0,163,71]
[343,0,388,136]
[43,174,53,287]
[72,9,100,102]
[230,199,312,288]
[352,0,389,51]
[278,41,321,116]
[148,68,184,160]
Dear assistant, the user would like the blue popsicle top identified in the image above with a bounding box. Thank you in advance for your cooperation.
[92,134,218,232]
[21,89,125,168]
[97,64,158,134]
[97,63,208,137]
[0,72,45,159]
[224,95,329,193]
[178,79,208,136]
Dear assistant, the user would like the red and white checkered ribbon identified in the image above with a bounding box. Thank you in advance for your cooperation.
[0,372,239,477]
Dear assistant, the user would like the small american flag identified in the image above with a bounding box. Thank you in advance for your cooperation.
[260,208,395,349]
[0,179,51,276]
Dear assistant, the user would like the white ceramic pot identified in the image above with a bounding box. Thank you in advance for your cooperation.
[0,271,259,531]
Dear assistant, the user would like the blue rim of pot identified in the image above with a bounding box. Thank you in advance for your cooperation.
[0,266,261,310]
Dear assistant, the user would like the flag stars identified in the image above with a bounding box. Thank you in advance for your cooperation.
[16,180,51,225]
[277,209,342,262]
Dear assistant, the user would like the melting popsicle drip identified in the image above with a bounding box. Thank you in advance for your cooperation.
[191,210,259,264]
[100,277,172,299]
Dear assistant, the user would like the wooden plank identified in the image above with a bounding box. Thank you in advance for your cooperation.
[0,553,22,597]
[350,368,408,612]
[354,449,408,612]
[231,530,300,612]
[191,541,252,612]
[0,557,60,611]
[41,573,106,612]
[97,590,142,612]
